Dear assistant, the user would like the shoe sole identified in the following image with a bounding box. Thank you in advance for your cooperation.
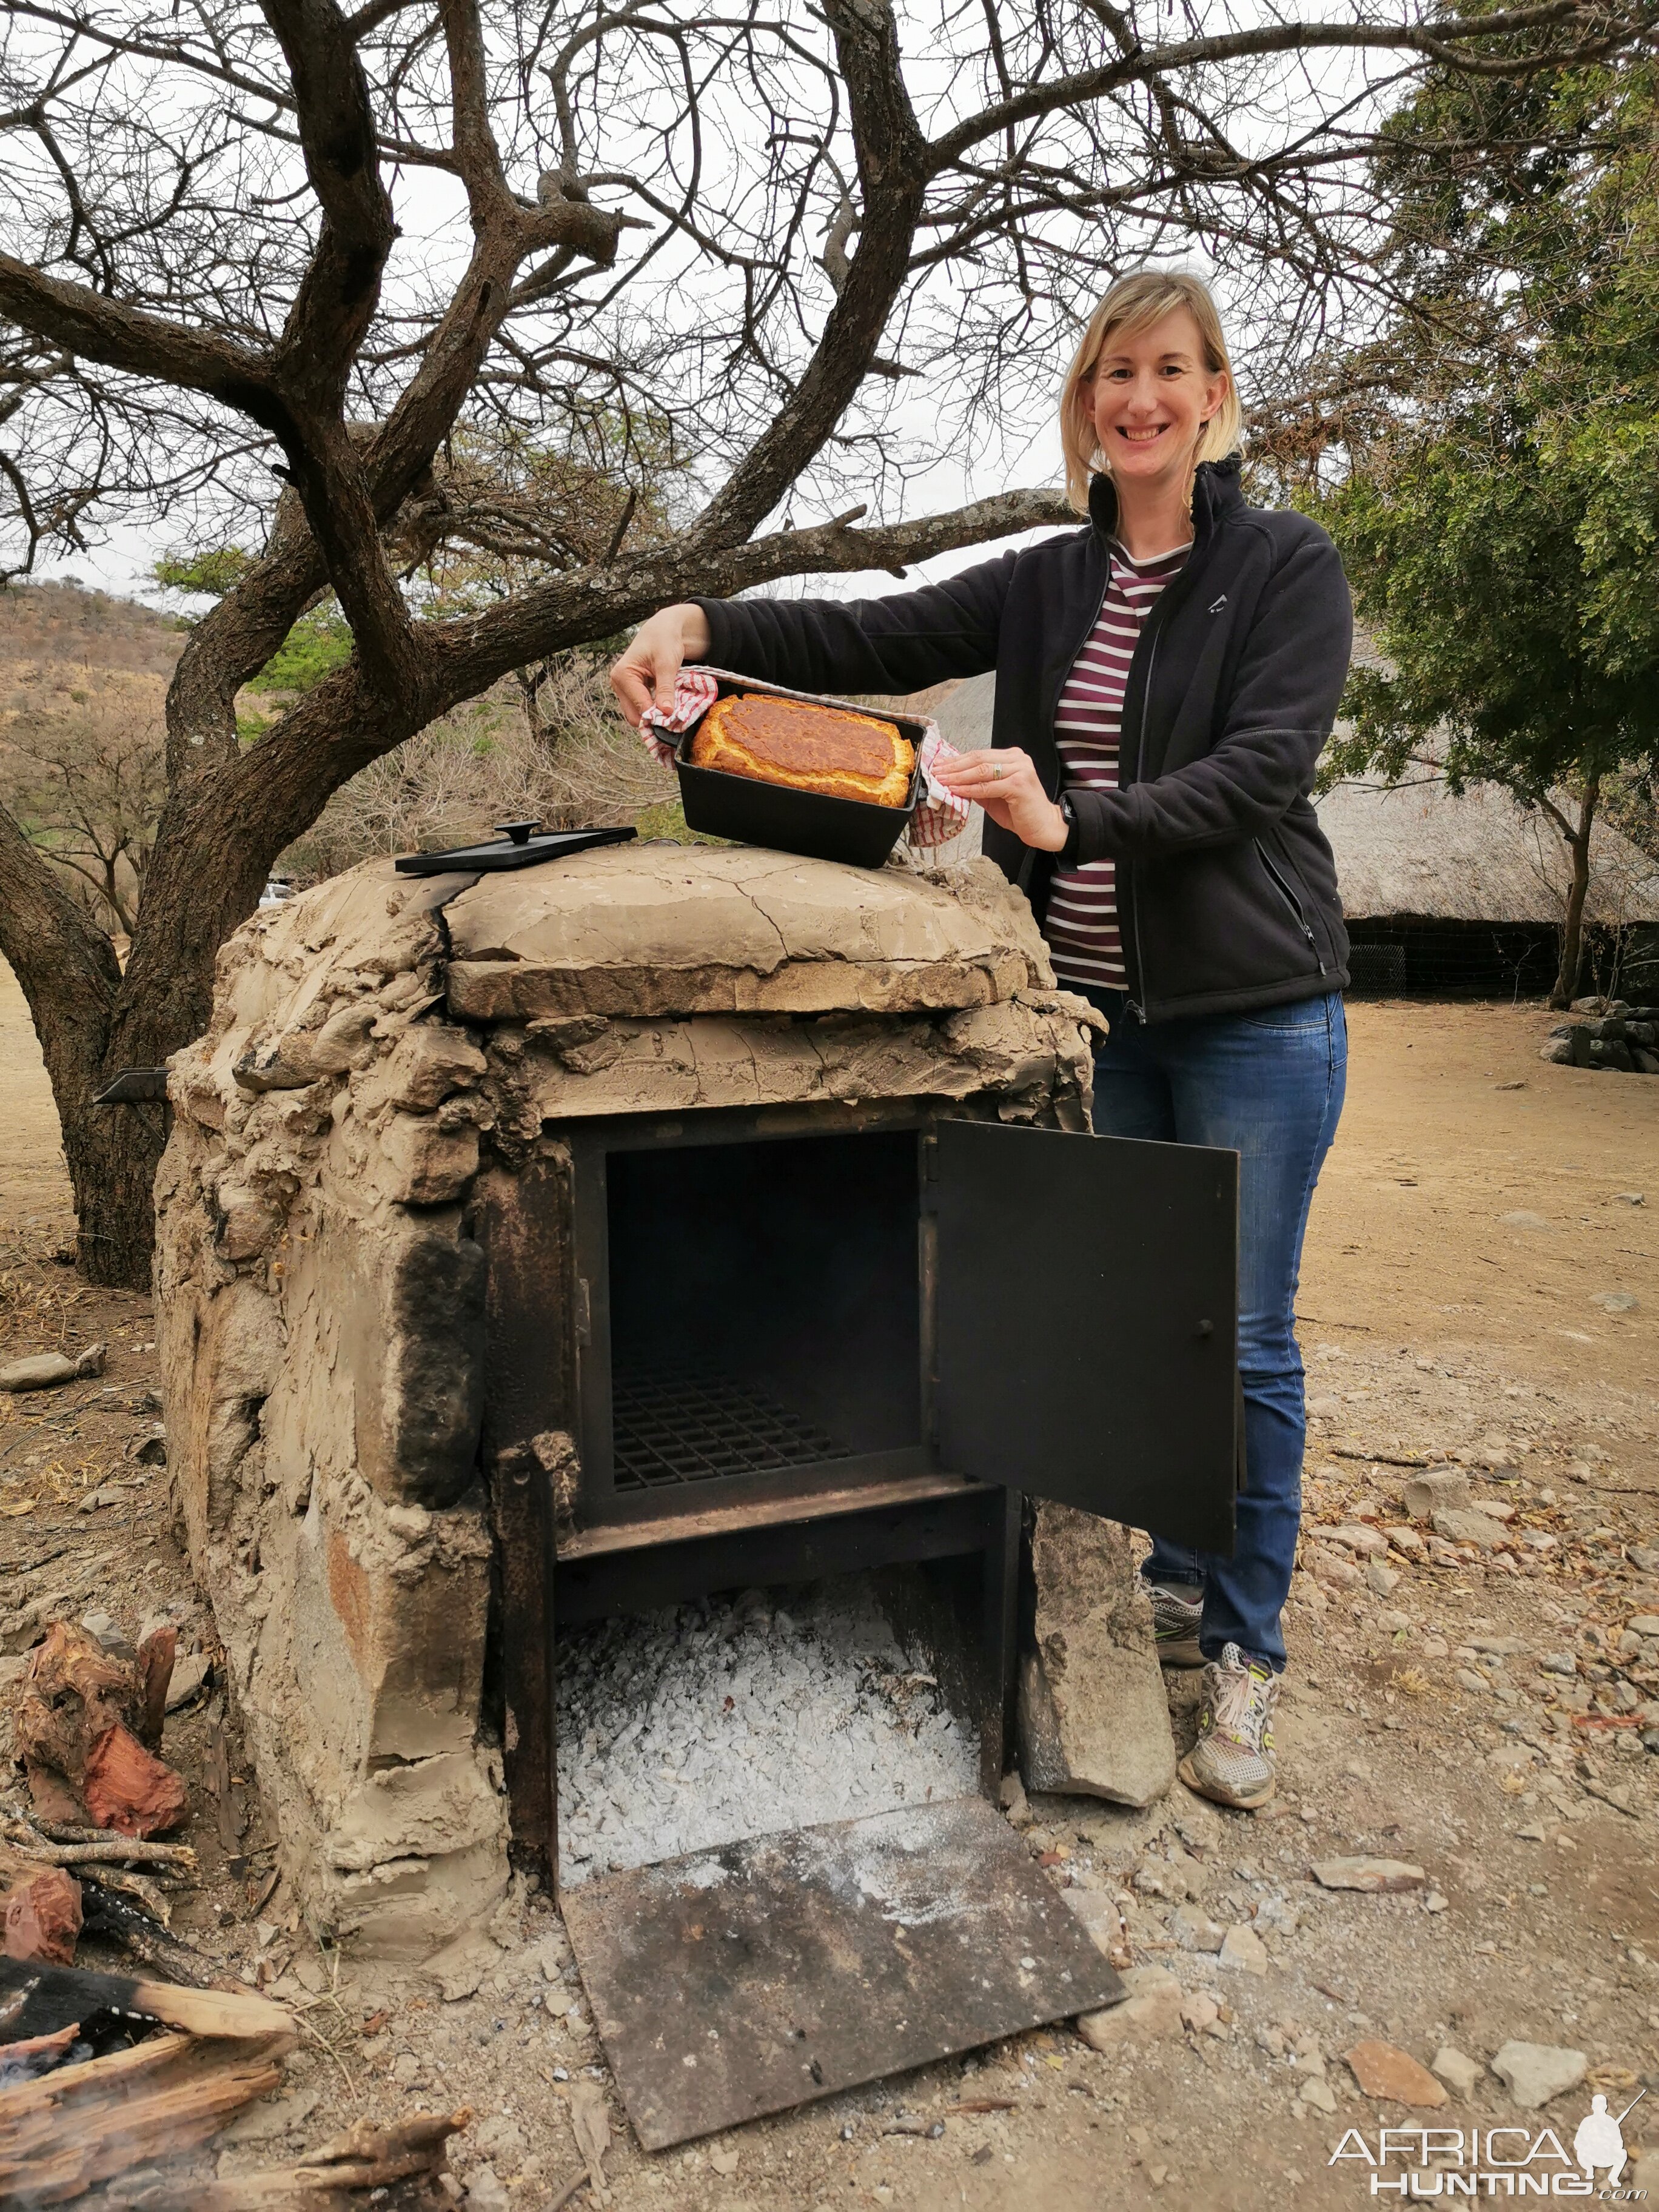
[1176,1748,1277,1811]
[1156,1638,1204,1669]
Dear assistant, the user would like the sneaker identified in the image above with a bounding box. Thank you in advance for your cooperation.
[1178,1643,1282,1809]
[1148,1581,1204,1668]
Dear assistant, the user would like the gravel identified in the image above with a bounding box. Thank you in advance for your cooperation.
[554,1578,979,1887]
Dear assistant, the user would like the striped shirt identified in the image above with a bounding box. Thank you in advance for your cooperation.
[1044,540,1190,992]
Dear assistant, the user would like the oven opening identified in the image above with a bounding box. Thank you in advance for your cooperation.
[604,1128,923,1492]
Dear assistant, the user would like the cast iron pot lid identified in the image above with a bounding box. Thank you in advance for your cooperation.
[394,821,637,876]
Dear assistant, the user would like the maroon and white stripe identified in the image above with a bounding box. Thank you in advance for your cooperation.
[1044,540,1190,991]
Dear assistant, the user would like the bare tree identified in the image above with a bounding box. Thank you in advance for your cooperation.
[2,680,167,935]
[0,0,1648,1282]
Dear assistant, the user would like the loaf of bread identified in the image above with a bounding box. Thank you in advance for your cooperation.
[689,693,915,808]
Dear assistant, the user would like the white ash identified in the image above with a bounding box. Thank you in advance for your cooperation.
[555,1579,977,1887]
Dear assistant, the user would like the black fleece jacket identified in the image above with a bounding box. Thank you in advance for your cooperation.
[694,458,1354,1022]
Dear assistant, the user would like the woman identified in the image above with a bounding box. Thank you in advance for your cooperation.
[610,271,1351,1811]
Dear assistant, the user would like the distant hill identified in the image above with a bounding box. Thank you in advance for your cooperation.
[0,578,184,683]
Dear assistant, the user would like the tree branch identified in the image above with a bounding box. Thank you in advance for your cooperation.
[689,0,929,548]
[927,2,1626,172]
[0,257,267,407]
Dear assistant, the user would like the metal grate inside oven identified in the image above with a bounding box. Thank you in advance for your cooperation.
[610,1361,858,1491]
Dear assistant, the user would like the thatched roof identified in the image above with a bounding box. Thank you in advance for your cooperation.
[928,672,1659,927]
[1315,774,1659,926]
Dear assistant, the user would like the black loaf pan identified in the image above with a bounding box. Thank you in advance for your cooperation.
[671,666,924,869]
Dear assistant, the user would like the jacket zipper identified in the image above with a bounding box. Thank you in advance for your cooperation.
[1256,839,1327,975]
[1122,519,1215,1020]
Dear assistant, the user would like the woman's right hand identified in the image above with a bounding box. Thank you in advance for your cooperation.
[608,603,712,727]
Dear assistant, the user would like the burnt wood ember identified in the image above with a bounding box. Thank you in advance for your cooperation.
[0,1959,292,2047]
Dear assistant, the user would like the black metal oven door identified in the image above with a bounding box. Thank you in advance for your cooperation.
[930,1118,1239,1551]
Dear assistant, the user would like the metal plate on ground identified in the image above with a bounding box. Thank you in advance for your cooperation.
[560,1795,1122,2150]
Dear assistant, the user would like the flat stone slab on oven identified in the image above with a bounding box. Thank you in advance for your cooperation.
[560,1794,1122,2150]
[443,844,1050,1019]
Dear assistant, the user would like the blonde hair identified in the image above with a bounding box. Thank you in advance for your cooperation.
[1059,272,1241,515]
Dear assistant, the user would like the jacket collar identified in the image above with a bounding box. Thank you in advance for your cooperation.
[1087,453,1244,548]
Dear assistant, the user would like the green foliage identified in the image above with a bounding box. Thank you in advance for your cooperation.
[152,546,254,598]
[246,602,355,695]
[1323,55,1659,806]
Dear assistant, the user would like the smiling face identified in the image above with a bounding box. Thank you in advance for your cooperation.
[1084,306,1230,489]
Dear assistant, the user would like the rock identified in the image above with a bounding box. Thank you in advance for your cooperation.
[0,1342,106,1392]
[1172,1903,1226,1952]
[164,1651,212,1710]
[464,2163,510,2212]
[1075,1965,1183,2048]
[1627,1614,1659,1637]
[1473,1501,1516,1523]
[1310,1549,1360,1590]
[1218,1923,1270,1976]
[1456,1667,1490,1694]
[1591,1291,1638,1313]
[1470,1637,1527,1656]
[709,2146,740,2175]
[1538,1039,1573,1064]
[1179,1990,1221,2033]
[1299,2077,1338,2115]
[1403,1470,1471,1519]
[1062,1887,1125,1962]
[1538,1652,1577,1676]
[1431,1509,1507,1549]
[1431,2047,1483,2100]
[218,2085,321,2144]
[471,2114,528,2165]
[1016,1501,1175,1808]
[1489,2041,1586,2110]
[1366,1561,1401,1597]
[1311,1857,1426,1893]
[999,1771,1031,1828]
[1325,1525,1389,1557]
[1500,1210,1549,1230]
[1384,1526,1424,1554]
[1346,2042,1449,2108]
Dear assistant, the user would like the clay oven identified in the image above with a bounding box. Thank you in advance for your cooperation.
[155,842,1238,1961]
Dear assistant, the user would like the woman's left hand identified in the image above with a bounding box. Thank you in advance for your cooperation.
[931,747,1069,851]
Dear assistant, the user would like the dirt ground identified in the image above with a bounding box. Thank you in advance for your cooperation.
[2,959,1658,2212]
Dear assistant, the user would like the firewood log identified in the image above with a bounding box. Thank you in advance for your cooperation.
[82,1723,189,1837]
[12,1622,189,1835]
[1,1865,82,1965]
[98,2108,472,2209]
[135,1623,178,1752]
[0,1957,293,2045]
[0,2029,292,2205]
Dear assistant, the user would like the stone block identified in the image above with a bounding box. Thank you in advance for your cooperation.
[1017,1501,1175,1808]
[1075,1965,1182,2048]
[375,1113,478,1205]
[1403,1469,1470,1518]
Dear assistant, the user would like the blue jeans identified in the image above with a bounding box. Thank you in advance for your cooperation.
[1079,987,1347,1673]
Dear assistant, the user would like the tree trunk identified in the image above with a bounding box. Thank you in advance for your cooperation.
[1550,777,1600,1010]
[0,812,159,1285]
